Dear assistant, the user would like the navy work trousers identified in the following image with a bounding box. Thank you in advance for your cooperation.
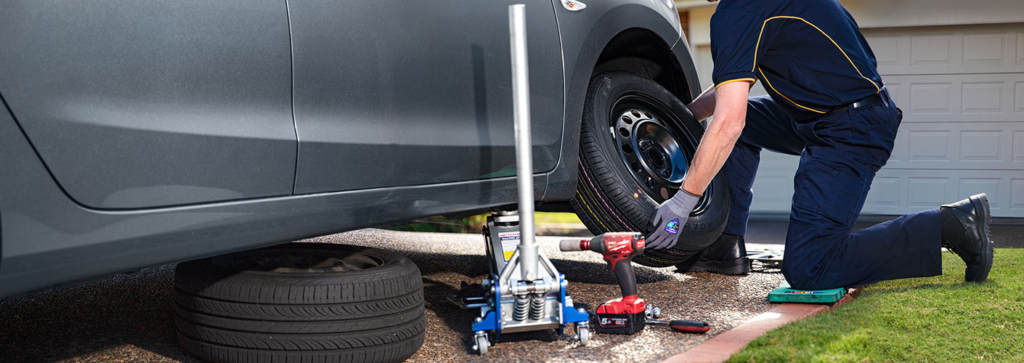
[723,95,942,290]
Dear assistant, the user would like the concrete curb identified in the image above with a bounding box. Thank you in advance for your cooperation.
[663,287,861,363]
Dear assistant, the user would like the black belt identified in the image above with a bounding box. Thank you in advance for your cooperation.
[828,88,890,114]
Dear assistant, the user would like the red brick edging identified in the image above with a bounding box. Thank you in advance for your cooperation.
[663,288,860,363]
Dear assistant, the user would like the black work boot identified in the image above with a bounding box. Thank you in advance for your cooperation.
[940,193,994,282]
[675,233,750,275]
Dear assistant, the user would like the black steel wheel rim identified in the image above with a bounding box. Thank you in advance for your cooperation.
[610,93,713,215]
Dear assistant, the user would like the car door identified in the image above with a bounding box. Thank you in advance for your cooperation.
[0,0,296,209]
[288,0,565,194]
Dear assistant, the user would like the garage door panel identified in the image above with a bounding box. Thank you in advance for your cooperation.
[911,33,959,66]
[962,82,1006,114]
[907,177,952,207]
[961,131,1005,161]
[886,122,1023,170]
[886,73,1024,122]
[960,178,1003,205]
[863,170,1023,217]
[909,82,955,115]
[871,35,903,67]
[1018,33,1024,65]
[1016,82,1024,113]
[1014,131,1024,162]
[1013,179,1024,212]
[869,25,1024,75]
[906,129,954,163]
[963,33,1010,66]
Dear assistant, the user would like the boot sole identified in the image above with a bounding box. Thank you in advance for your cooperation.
[968,193,994,282]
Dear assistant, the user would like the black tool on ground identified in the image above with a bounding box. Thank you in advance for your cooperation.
[645,304,710,334]
[560,232,647,334]
[646,319,711,334]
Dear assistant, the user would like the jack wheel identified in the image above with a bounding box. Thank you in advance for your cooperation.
[474,334,489,355]
[577,324,590,346]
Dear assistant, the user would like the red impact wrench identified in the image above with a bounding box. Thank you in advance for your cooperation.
[561,232,710,334]
[560,232,648,334]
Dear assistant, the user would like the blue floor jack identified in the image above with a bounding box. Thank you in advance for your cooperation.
[447,5,590,355]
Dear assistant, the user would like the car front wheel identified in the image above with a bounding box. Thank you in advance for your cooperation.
[571,71,729,267]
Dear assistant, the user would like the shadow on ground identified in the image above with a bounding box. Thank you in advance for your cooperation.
[0,230,786,363]
[0,265,197,363]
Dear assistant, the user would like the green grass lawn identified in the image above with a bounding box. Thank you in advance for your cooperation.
[728,249,1024,362]
[534,212,583,225]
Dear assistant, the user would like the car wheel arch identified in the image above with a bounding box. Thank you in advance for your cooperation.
[592,28,695,104]
[538,5,704,203]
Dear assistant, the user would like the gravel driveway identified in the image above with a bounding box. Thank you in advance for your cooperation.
[0,229,784,362]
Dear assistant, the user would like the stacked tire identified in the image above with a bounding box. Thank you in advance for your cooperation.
[174,244,425,363]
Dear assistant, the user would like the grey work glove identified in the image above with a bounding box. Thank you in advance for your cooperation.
[646,189,701,250]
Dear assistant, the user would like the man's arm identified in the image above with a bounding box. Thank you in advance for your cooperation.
[644,81,749,249]
[681,81,749,196]
[687,80,757,122]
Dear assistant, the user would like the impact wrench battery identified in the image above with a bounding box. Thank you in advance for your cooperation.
[560,232,647,334]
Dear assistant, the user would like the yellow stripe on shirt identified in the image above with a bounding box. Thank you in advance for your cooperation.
[751,16,881,94]
[758,68,827,114]
[715,78,756,90]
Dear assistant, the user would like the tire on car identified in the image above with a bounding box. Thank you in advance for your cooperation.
[174,243,425,363]
[571,71,729,267]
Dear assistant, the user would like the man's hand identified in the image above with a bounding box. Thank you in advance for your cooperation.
[646,189,701,250]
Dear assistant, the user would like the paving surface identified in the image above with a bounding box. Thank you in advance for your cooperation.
[0,229,786,363]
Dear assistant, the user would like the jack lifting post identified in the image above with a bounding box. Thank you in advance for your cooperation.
[448,4,590,356]
[510,2,539,283]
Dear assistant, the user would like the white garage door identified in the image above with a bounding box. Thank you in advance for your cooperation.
[747,23,1024,218]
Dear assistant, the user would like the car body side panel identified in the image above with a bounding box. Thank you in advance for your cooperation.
[0,1,694,299]
[289,0,565,194]
[0,199,3,271]
[0,1,296,210]
[0,100,542,299]
[542,0,703,201]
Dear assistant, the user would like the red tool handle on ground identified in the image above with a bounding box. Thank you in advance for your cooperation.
[647,319,711,333]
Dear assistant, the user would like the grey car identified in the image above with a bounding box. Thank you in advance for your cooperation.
[0,0,728,360]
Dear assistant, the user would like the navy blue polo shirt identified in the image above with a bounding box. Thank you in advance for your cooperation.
[711,0,883,121]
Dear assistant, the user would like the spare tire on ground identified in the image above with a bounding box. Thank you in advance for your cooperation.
[571,72,730,267]
[174,243,425,363]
